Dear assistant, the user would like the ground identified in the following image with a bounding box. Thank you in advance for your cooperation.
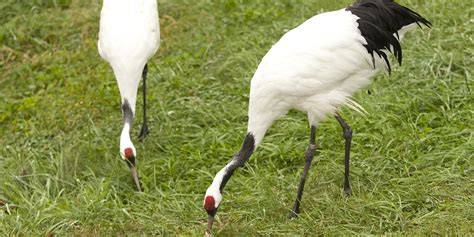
[0,0,473,235]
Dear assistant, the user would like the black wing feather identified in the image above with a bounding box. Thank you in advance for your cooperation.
[346,0,431,72]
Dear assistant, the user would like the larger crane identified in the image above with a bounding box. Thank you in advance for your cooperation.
[98,0,160,191]
[204,0,431,232]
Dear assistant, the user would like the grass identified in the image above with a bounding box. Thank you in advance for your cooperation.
[0,0,473,235]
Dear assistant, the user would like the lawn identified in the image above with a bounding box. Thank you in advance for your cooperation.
[1,0,473,235]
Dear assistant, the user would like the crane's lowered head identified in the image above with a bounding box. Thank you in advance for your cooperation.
[204,186,223,232]
[120,142,141,192]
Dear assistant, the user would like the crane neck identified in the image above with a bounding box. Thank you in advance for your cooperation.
[121,99,134,127]
[216,133,256,192]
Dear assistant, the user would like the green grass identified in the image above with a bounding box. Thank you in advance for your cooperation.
[1,0,473,235]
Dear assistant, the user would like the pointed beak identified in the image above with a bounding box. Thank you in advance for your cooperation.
[206,214,214,235]
[129,167,141,192]
[123,152,141,192]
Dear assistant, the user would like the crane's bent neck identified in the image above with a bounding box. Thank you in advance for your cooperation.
[120,99,135,156]
[121,99,134,127]
[209,133,256,193]
[120,99,133,139]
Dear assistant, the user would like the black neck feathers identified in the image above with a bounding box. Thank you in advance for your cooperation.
[121,99,134,126]
[219,133,255,191]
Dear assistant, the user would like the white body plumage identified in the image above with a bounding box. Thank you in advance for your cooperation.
[248,9,418,146]
[99,0,159,112]
[248,10,377,146]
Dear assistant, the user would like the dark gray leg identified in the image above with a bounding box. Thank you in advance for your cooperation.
[288,126,316,219]
[334,113,352,195]
[138,63,149,141]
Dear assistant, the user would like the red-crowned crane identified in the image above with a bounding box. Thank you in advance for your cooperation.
[98,0,160,191]
[203,0,431,232]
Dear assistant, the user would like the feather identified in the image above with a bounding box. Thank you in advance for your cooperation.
[346,0,431,71]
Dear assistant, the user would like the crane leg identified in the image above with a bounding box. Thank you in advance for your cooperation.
[138,63,149,141]
[335,113,352,195]
[288,125,316,219]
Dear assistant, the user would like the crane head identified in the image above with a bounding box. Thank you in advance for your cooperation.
[203,187,222,232]
[121,147,141,192]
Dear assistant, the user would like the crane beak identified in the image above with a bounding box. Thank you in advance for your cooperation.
[123,151,141,192]
[129,167,141,192]
[206,214,214,235]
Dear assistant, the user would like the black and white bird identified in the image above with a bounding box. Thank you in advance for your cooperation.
[98,0,160,191]
[204,0,431,232]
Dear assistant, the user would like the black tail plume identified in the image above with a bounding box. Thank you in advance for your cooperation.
[346,0,431,72]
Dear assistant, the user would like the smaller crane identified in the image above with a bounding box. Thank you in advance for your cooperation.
[98,0,160,191]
